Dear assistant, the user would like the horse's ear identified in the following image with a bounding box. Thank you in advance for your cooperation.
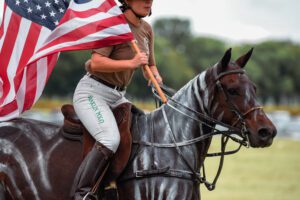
[236,48,254,68]
[218,48,232,73]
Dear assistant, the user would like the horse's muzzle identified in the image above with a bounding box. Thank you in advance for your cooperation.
[250,126,277,148]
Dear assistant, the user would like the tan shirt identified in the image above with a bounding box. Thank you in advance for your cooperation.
[87,19,156,87]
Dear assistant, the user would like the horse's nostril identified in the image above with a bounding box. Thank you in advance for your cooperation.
[258,128,271,139]
[272,129,277,138]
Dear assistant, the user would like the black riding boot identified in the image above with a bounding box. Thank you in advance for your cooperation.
[72,142,114,200]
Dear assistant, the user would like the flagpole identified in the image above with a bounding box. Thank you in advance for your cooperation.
[131,40,167,104]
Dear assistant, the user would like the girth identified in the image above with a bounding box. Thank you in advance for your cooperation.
[118,166,203,183]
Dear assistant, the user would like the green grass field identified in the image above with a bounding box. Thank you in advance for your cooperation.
[201,138,300,200]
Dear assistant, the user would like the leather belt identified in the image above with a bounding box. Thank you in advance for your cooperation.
[89,74,126,91]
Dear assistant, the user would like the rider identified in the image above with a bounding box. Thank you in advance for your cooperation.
[72,0,162,199]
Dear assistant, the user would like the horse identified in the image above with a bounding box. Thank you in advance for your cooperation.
[0,48,277,200]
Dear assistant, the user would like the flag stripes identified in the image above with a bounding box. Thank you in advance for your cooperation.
[0,0,134,121]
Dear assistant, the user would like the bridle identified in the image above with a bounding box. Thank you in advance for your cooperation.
[148,68,263,190]
[215,69,263,141]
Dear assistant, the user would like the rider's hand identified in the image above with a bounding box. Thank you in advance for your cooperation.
[155,74,163,84]
[85,59,92,72]
[130,52,148,69]
[148,74,163,86]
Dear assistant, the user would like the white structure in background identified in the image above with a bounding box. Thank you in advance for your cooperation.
[267,111,291,137]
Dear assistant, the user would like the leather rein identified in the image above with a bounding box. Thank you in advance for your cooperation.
[140,69,262,190]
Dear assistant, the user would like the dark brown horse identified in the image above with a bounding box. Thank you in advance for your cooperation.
[0,49,276,200]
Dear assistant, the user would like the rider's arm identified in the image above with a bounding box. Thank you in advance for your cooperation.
[142,26,163,84]
[87,51,148,73]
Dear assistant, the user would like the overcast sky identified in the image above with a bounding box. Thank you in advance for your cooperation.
[149,0,300,44]
[1,0,299,44]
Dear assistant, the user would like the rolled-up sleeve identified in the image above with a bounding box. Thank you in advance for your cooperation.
[92,46,114,57]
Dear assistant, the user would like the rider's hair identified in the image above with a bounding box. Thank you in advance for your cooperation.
[118,0,130,12]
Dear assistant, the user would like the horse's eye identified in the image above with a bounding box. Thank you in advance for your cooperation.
[227,88,239,96]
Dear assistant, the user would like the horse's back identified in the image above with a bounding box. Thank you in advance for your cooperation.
[0,118,82,200]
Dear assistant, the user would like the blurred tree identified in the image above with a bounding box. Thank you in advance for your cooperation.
[186,37,226,72]
[251,41,300,103]
[153,18,192,52]
[154,37,194,88]
[44,51,89,97]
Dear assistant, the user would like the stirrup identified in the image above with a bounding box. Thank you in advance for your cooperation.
[83,192,98,200]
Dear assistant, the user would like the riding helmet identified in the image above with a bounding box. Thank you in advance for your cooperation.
[118,0,152,17]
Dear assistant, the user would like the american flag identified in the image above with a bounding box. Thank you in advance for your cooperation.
[0,0,134,121]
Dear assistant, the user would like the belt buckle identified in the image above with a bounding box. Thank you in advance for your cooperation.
[114,86,120,91]
[135,171,143,178]
[114,86,125,91]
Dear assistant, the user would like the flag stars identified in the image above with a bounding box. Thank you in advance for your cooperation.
[45,1,51,8]
[50,11,56,17]
[27,7,33,13]
[41,14,47,20]
[10,0,68,30]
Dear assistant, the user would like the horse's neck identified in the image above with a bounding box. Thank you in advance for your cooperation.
[173,71,210,115]
[166,73,212,135]
[144,71,214,165]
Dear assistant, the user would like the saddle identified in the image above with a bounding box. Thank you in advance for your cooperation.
[60,103,143,181]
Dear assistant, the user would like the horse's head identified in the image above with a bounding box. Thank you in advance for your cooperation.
[206,48,277,148]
